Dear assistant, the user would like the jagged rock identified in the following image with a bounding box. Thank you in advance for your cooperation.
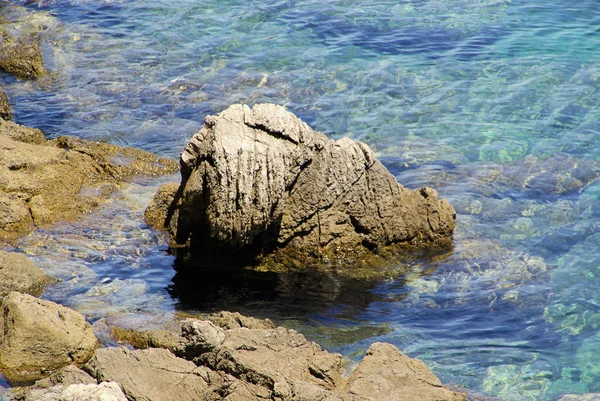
[84,347,216,401]
[144,182,179,231]
[177,319,226,357]
[0,120,177,240]
[194,325,344,395]
[208,310,276,330]
[24,382,127,401]
[151,103,455,263]
[0,87,10,120]
[0,250,54,297]
[0,292,98,384]
[346,342,466,401]
[0,35,47,79]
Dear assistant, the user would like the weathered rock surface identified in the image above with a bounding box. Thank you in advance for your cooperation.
[558,395,600,401]
[84,347,215,401]
[0,250,54,297]
[0,35,46,79]
[150,104,455,262]
[0,292,98,384]
[0,119,177,241]
[347,342,465,401]
[0,86,10,120]
[24,382,127,401]
[104,313,465,401]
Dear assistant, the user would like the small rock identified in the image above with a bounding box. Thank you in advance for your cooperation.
[0,88,10,120]
[208,311,275,330]
[25,382,127,401]
[0,36,47,79]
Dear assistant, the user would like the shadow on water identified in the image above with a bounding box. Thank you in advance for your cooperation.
[168,258,410,321]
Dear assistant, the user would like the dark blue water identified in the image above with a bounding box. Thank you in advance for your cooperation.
[4,1,600,399]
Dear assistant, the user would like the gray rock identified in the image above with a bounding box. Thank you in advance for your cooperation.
[346,342,466,401]
[84,347,216,401]
[157,103,455,261]
[558,396,600,401]
[177,319,226,357]
[0,250,54,297]
[25,382,127,401]
[0,292,98,384]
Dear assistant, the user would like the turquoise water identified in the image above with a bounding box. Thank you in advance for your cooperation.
[4,0,600,399]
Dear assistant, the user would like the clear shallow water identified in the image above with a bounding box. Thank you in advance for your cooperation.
[3,0,600,399]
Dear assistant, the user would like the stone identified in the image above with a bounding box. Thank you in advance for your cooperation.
[156,103,455,263]
[346,342,467,401]
[194,325,344,395]
[0,292,98,384]
[0,250,54,297]
[208,310,276,330]
[25,382,127,401]
[0,87,10,120]
[557,395,600,401]
[144,182,179,230]
[84,347,215,401]
[177,319,226,358]
[0,120,178,240]
[0,35,47,79]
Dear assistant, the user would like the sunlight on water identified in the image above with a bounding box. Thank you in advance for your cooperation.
[3,0,600,399]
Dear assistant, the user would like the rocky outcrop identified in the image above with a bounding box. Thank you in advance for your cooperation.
[346,342,464,401]
[0,250,54,297]
[0,35,46,79]
[0,292,98,384]
[90,312,466,401]
[23,382,127,401]
[0,119,177,241]
[148,103,455,263]
[84,347,215,401]
[0,87,10,120]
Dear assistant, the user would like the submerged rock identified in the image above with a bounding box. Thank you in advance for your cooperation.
[148,103,455,264]
[0,119,177,241]
[0,250,54,297]
[0,292,98,384]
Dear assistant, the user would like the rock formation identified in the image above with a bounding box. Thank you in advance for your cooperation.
[0,118,177,241]
[0,87,10,120]
[17,311,466,400]
[0,250,54,297]
[0,292,98,384]
[148,104,455,263]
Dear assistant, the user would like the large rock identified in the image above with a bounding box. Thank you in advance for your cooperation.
[0,292,98,384]
[346,342,466,401]
[23,382,127,401]
[84,347,216,401]
[151,103,455,262]
[102,314,467,401]
[0,250,54,297]
[0,35,47,79]
[0,119,177,240]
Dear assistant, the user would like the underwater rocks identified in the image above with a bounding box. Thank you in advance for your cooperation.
[148,103,455,264]
[0,87,10,120]
[0,291,98,384]
[0,118,178,241]
[26,311,464,401]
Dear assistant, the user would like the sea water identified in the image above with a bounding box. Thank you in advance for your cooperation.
[4,0,600,399]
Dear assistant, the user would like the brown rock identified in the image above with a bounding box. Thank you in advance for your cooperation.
[144,182,179,230]
[208,310,276,330]
[0,292,98,384]
[159,103,455,264]
[557,396,600,401]
[84,347,216,401]
[0,250,54,297]
[0,88,10,120]
[0,35,47,79]
[346,342,466,401]
[0,120,178,240]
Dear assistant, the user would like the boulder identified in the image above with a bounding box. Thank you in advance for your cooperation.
[24,382,127,401]
[84,347,216,401]
[0,120,177,240]
[152,104,455,263]
[346,342,466,401]
[0,250,54,297]
[0,292,98,384]
[0,35,47,79]
[0,87,10,120]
